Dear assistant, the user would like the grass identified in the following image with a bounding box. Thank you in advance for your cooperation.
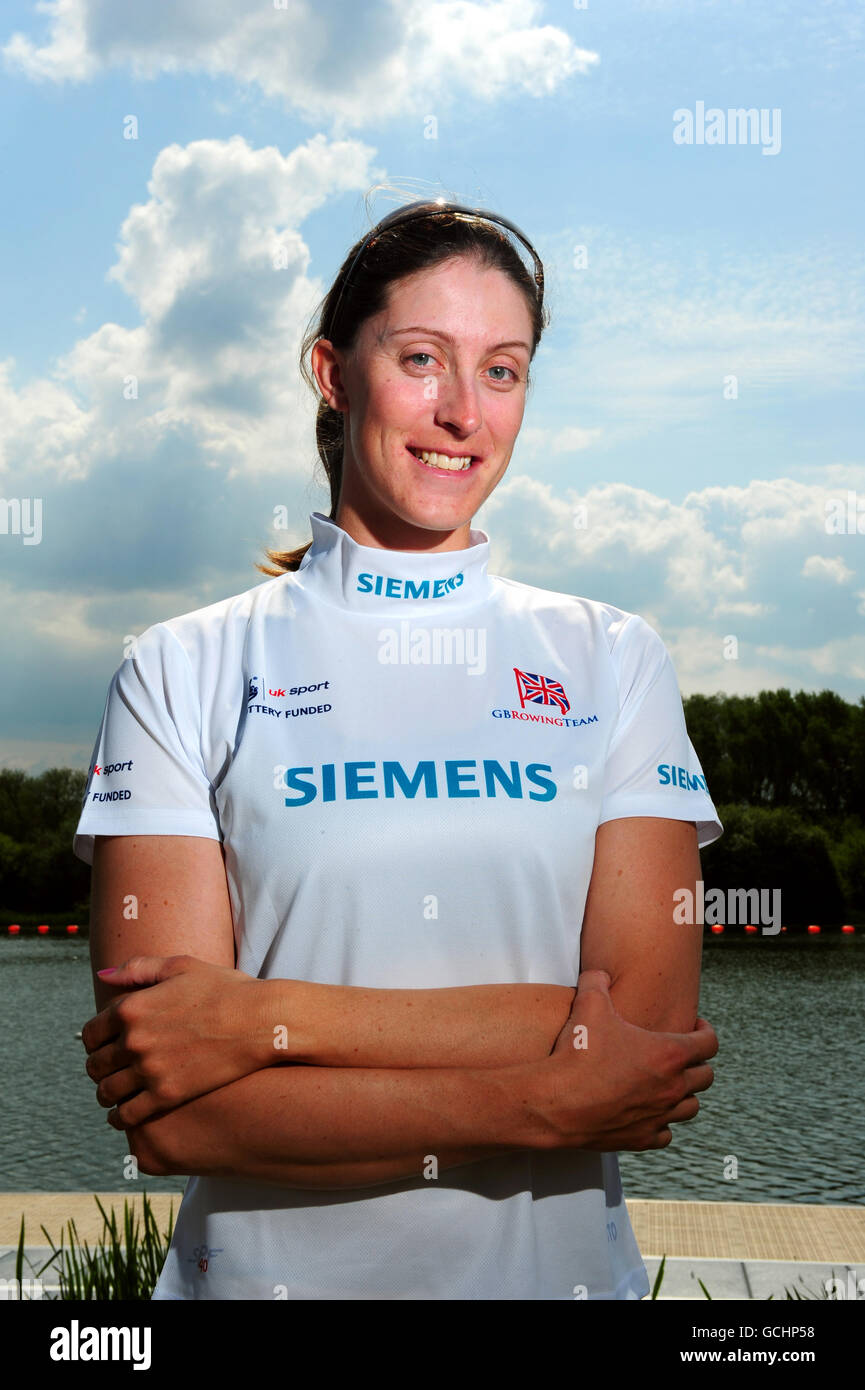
[650,1252,838,1300]
[14,1191,174,1300]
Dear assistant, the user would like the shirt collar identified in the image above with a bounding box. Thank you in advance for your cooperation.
[294,511,494,614]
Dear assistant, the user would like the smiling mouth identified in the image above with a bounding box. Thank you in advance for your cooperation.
[407,446,475,472]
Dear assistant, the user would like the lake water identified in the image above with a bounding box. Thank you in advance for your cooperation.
[1,935,862,1204]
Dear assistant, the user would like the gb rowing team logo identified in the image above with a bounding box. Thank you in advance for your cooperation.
[490,667,598,730]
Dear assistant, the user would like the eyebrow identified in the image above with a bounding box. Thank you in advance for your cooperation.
[384,326,531,353]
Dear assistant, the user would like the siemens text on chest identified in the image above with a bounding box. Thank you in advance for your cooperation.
[282,758,557,805]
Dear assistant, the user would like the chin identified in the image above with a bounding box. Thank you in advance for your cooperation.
[401,499,476,529]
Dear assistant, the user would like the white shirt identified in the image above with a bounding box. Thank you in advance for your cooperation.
[74,511,722,1300]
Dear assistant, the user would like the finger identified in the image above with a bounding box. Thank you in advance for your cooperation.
[575,969,612,996]
[693,1017,719,1051]
[109,1092,161,1129]
[681,1062,715,1094]
[666,1095,701,1124]
[96,955,178,988]
[107,1105,134,1130]
[80,1005,125,1055]
[95,1067,144,1110]
[684,1019,719,1061]
[85,1040,131,1083]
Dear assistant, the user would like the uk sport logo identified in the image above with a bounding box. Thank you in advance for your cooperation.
[513,668,571,716]
[247,674,332,720]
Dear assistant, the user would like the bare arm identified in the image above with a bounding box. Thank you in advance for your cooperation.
[127,1060,540,1189]
[263,978,575,1069]
[88,836,238,1009]
[578,816,704,1033]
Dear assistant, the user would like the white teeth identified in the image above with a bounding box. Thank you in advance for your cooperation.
[412,448,472,471]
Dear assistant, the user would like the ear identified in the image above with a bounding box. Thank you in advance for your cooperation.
[311,338,349,413]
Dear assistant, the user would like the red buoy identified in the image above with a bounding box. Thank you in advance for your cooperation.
[66,924,79,934]
[842,924,855,934]
[745,924,758,934]
[8,923,20,934]
[710,924,724,934]
[807,924,821,934]
[37,924,50,935]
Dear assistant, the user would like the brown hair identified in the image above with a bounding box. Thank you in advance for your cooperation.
[257,197,549,575]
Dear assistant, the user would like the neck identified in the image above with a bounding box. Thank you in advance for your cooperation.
[332,502,474,554]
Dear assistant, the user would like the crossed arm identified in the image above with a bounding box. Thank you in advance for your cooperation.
[85,817,707,1188]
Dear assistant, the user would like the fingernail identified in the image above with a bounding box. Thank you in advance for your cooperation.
[97,967,118,976]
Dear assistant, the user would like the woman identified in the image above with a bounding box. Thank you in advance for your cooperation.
[75,199,722,1301]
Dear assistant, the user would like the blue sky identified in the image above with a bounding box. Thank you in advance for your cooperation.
[0,0,863,771]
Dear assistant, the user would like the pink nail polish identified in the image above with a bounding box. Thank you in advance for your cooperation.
[97,967,118,976]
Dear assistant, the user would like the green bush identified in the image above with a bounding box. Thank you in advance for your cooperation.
[16,1192,174,1301]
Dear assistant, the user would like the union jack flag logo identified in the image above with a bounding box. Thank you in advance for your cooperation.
[513,668,570,715]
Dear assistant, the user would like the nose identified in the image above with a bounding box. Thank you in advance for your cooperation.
[434,368,481,439]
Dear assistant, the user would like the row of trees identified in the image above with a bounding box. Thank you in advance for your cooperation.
[0,687,862,919]
[682,689,864,918]
[0,767,91,915]
[683,688,865,819]
[686,686,862,922]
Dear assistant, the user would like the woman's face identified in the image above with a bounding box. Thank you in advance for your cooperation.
[313,254,535,550]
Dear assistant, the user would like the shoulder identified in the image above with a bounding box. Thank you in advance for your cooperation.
[490,572,665,659]
[131,573,294,667]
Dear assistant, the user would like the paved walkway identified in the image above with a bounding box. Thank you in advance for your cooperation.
[1,1193,863,1300]
[627,1197,865,1261]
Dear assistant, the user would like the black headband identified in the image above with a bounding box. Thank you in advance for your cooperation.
[326,198,545,340]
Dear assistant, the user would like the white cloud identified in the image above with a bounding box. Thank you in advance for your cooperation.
[549,425,603,453]
[0,133,381,491]
[801,553,854,584]
[2,0,597,131]
[518,424,603,454]
[0,362,92,480]
[758,637,865,686]
[476,471,865,695]
[538,226,865,438]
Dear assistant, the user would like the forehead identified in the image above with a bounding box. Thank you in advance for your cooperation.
[371,257,534,346]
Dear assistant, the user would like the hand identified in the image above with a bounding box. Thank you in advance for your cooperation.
[524,969,718,1152]
[81,954,269,1127]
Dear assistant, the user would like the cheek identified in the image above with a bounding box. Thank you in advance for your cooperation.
[368,374,419,423]
[496,394,526,435]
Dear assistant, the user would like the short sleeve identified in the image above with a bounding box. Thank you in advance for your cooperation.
[73,623,222,866]
[598,614,723,849]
